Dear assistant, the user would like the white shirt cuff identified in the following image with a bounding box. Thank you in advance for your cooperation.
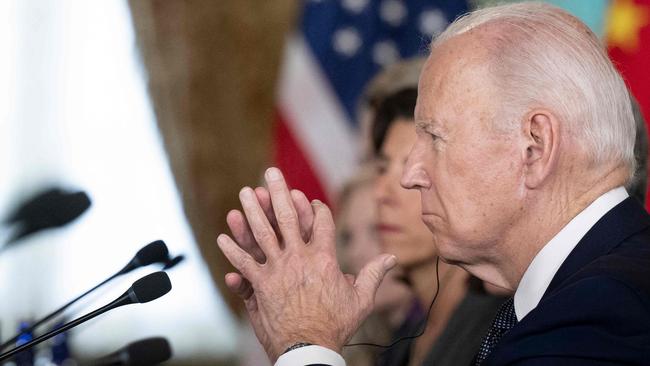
[274,345,346,366]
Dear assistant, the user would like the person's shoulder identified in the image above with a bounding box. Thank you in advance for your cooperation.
[548,273,650,316]
[486,275,650,365]
[533,274,650,344]
[574,234,650,300]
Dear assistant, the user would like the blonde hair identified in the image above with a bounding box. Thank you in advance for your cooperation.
[357,57,425,161]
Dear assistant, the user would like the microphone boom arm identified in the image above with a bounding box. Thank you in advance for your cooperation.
[0,240,169,351]
[0,294,129,362]
[0,271,171,362]
[0,272,120,351]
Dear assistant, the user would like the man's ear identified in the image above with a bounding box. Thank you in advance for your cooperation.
[522,110,560,189]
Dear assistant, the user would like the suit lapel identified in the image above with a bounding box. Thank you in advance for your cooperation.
[542,197,650,299]
[485,198,650,366]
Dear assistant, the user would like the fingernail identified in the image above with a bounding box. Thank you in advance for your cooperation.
[239,186,253,198]
[383,255,397,270]
[217,234,226,245]
[265,167,282,180]
[312,199,322,205]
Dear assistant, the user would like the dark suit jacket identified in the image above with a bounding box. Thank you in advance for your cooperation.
[485,197,650,365]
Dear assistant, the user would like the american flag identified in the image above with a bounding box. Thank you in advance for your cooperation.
[274,0,469,204]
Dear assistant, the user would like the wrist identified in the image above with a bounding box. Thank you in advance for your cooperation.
[283,342,313,354]
[275,337,342,361]
[275,344,347,366]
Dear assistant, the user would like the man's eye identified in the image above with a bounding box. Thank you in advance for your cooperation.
[428,132,439,141]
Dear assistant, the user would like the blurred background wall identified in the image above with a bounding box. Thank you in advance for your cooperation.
[127,0,299,317]
[0,0,648,365]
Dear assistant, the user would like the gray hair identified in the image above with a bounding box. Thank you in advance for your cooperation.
[433,2,636,179]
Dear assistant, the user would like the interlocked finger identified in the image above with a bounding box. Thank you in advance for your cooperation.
[217,233,260,280]
[310,200,337,257]
[291,189,314,242]
[225,272,258,313]
[264,168,304,248]
[256,186,314,243]
[226,209,267,263]
[254,187,281,243]
[225,272,255,301]
[239,186,282,259]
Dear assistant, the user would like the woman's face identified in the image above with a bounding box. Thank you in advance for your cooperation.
[338,184,379,274]
[337,183,411,312]
[375,119,437,268]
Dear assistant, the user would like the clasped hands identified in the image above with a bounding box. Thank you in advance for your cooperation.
[217,167,397,361]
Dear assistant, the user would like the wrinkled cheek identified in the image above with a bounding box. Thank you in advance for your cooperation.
[429,234,459,261]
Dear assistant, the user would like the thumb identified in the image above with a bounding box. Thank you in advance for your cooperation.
[355,254,398,308]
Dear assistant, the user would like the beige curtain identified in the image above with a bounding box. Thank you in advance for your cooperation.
[128,0,298,315]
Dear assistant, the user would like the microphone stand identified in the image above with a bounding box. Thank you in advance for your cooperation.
[0,240,169,351]
[0,271,171,362]
[0,272,120,351]
[0,294,131,362]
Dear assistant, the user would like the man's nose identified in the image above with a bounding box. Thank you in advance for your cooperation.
[401,144,430,190]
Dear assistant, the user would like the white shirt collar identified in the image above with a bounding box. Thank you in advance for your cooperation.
[513,187,629,321]
[275,345,346,366]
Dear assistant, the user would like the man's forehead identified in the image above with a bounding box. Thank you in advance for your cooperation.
[416,34,495,121]
[414,90,440,126]
[422,30,493,79]
[417,49,465,109]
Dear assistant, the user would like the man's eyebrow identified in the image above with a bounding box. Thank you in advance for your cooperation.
[417,117,447,130]
[415,119,436,130]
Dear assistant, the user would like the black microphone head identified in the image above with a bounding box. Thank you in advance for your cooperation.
[129,271,172,304]
[125,337,172,365]
[93,337,172,366]
[117,240,170,276]
[135,240,169,267]
[5,188,91,243]
[162,254,185,270]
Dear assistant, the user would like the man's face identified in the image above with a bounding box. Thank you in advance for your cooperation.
[401,35,526,266]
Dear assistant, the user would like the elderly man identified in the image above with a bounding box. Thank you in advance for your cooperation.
[217,2,650,366]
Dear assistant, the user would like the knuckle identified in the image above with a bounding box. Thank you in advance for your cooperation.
[254,227,277,244]
[319,257,340,273]
[313,224,335,238]
[237,255,260,279]
[367,266,382,281]
[276,210,298,227]
[237,254,253,273]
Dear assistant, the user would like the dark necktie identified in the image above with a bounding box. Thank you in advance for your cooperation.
[474,297,518,366]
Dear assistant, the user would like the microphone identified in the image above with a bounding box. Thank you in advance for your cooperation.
[0,240,170,351]
[3,187,91,244]
[162,254,185,270]
[116,240,170,275]
[88,337,172,366]
[0,272,172,362]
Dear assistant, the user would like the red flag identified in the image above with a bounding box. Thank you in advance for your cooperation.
[607,0,650,207]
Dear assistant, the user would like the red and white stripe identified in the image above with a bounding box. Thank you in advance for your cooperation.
[275,35,358,204]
